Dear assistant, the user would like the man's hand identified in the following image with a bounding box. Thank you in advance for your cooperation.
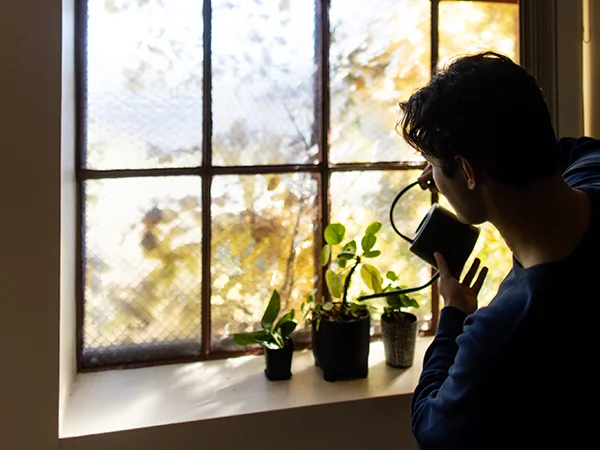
[418,163,438,192]
[434,252,488,315]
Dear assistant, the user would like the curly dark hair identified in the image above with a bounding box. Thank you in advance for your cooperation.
[398,51,558,186]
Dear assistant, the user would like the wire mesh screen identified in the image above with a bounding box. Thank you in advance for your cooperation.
[85,0,203,170]
[211,0,318,166]
[82,177,202,367]
[329,0,430,164]
[210,173,319,352]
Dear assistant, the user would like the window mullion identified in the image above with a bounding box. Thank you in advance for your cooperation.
[201,0,213,357]
[316,0,331,303]
[428,0,441,336]
[75,0,89,371]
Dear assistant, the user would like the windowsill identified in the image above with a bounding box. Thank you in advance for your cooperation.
[60,337,432,438]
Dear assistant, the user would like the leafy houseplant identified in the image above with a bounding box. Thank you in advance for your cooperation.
[234,290,297,381]
[373,272,420,368]
[303,221,384,382]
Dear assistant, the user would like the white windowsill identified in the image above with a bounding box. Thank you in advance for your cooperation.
[60,337,432,438]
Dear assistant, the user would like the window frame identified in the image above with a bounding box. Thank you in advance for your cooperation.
[75,0,518,371]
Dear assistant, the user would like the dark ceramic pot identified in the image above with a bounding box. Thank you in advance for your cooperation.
[311,313,370,382]
[264,337,294,381]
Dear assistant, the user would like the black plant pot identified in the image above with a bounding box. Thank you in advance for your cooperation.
[311,314,370,382]
[381,313,418,368]
[264,338,294,381]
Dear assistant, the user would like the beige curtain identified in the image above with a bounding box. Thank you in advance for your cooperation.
[583,0,600,138]
[519,0,559,130]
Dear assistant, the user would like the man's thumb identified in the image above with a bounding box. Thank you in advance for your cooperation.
[434,252,447,274]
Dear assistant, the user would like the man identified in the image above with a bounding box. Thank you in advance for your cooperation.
[399,51,600,449]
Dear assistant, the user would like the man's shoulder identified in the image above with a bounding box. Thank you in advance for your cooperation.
[561,136,600,189]
[558,136,600,155]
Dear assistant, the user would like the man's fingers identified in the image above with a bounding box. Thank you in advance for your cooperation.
[472,266,489,294]
[433,252,450,277]
[462,258,481,286]
[418,175,431,190]
[418,165,435,190]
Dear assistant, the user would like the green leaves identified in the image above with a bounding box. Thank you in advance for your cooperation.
[365,221,382,235]
[360,221,381,253]
[321,244,331,267]
[361,264,383,293]
[233,330,270,347]
[324,223,345,245]
[326,269,342,298]
[321,220,386,306]
[234,290,299,349]
[383,291,420,312]
[349,302,368,318]
[279,320,297,339]
[233,332,261,347]
[322,302,334,311]
[261,290,281,331]
[342,240,357,254]
[386,294,402,310]
[360,221,380,255]
[405,296,420,309]
[361,234,376,252]
[274,309,295,331]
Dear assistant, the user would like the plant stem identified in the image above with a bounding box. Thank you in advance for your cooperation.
[342,256,360,306]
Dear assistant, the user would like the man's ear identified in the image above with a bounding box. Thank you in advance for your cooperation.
[455,156,476,190]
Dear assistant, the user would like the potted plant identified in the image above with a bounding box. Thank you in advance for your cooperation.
[234,290,297,381]
[368,273,420,368]
[302,221,385,382]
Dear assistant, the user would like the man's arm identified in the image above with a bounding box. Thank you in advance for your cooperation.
[412,307,503,450]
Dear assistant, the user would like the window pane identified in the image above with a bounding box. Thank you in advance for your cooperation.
[83,177,202,367]
[330,170,433,326]
[211,173,318,351]
[85,0,203,170]
[439,0,519,68]
[330,0,430,164]
[212,0,317,166]
[438,196,512,307]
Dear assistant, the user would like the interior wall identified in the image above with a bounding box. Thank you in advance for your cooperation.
[0,0,62,449]
[61,395,416,450]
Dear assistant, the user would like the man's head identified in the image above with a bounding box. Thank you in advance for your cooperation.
[398,51,559,224]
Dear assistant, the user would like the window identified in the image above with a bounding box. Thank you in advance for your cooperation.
[77,0,518,369]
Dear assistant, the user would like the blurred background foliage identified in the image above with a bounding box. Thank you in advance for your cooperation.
[83,0,518,361]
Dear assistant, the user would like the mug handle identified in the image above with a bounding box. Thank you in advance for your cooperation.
[389,180,421,244]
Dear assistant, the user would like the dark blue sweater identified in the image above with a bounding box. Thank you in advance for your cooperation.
[412,137,600,450]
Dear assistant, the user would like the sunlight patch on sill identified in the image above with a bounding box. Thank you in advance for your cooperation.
[60,337,432,438]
